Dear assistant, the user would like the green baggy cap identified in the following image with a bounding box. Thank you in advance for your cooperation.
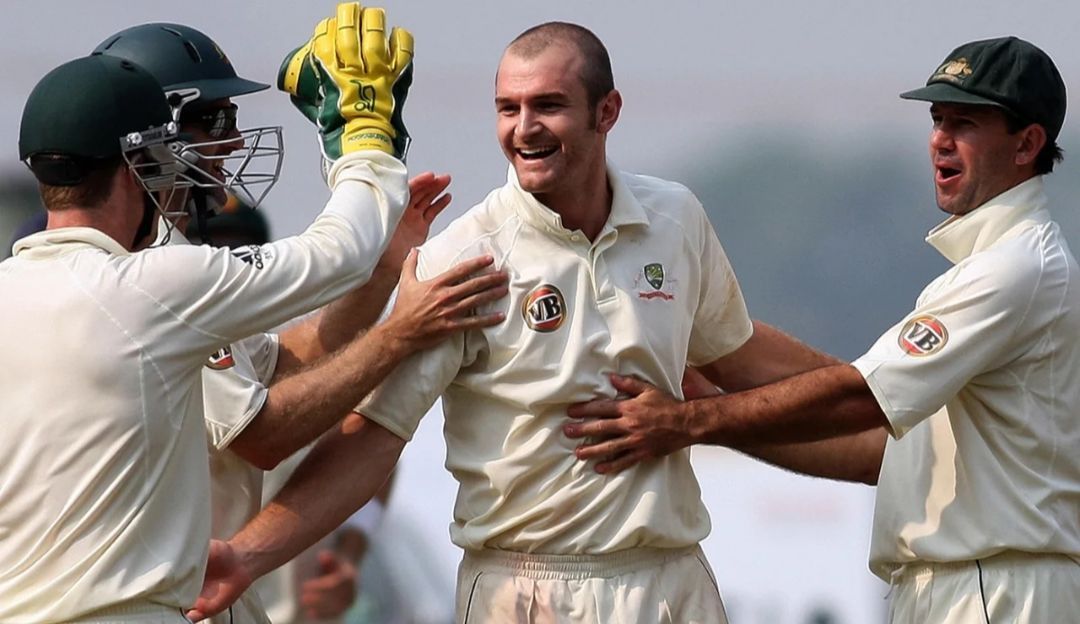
[900,36,1067,141]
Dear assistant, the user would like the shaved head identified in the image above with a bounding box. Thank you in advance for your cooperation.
[505,22,614,109]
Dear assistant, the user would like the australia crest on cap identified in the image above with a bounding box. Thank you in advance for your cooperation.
[931,58,973,85]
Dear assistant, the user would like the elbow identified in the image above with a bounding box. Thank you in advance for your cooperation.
[857,462,882,486]
[231,439,292,471]
[249,452,286,472]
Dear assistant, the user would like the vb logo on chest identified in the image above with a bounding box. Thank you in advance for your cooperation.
[522,284,566,333]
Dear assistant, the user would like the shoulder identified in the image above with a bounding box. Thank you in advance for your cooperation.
[417,187,521,276]
[623,171,700,213]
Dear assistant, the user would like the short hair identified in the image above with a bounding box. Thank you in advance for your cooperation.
[35,156,122,211]
[507,22,615,109]
[1003,112,1064,175]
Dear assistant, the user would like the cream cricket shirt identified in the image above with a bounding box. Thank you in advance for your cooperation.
[361,164,752,554]
[852,177,1080,580]
[0,152,406,623]
[164,227,276,624]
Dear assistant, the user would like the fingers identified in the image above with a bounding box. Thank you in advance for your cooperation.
[186,609,206,622]
[447,282,510,315]
[440,270,508,306]
[595,451,647,475]
[563,417,618,439]
[278,42,313,95]
[389,26,415,72]
[335,2,362,71]
[433,254,495,286]
[360,6,388,74]
[406,172,452,219]
[310,17,336,71]
[608,373,652,397]
[566,399,622,419]
[573,436,628,461]
[425,192,452,222]
[399,248,419,283]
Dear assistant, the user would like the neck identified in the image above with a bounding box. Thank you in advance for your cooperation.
[535,159,612,241]
[46,188,144,252]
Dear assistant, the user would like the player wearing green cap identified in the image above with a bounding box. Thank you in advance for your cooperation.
[567,36,1080,624]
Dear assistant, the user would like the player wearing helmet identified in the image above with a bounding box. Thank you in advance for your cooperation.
[0,7,506,621]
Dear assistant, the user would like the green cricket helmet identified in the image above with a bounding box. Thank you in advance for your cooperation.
[19,54,182,194]
[93,23,282,215]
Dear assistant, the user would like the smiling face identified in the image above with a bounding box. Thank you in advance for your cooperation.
[164,98,245,230]
[495,43,617,209]
[928,102,1037,216]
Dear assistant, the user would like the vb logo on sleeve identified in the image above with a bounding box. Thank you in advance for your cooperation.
[898,315,949,356]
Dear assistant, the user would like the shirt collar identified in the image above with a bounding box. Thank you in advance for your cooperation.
[926,176,1050,264]
[12,226,130,260]
[502,161,650,236]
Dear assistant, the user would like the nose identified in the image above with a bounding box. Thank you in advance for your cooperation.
[929,124,954,154]
[220,128,245,154]
[516,107,541,138]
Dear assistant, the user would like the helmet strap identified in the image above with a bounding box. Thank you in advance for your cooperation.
[189,187,213,245]
[132,190,158,249]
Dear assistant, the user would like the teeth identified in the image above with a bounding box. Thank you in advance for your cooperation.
[519,147,555,156]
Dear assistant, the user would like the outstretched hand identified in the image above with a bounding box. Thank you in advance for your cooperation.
[383,249,508,353]
[186,540,253,622]
[379,172,452,271]
[564,374,696,474]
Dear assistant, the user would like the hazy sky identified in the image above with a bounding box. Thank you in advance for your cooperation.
[3,0,1077,235]
[3,3,1077,621]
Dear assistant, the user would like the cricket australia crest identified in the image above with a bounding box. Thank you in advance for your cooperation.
[635,262,675,301]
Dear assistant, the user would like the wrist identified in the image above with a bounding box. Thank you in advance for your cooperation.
[371,318,414,358]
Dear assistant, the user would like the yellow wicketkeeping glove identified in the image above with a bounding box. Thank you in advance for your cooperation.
[278,2,413,161]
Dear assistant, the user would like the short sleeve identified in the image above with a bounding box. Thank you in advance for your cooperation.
[687,201,753,365]
[852,250,1039,438]
[201,339,271,450]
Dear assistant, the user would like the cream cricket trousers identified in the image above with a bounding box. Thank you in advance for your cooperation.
[455,545,728,624]
[888,551,1080,623]
[71,602,191,623]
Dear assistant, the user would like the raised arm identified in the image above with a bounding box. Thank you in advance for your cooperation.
[273,172,453,377]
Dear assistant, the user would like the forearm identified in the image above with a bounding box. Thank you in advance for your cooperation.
[232,417,404,581]
[701,320,841,392]
[739,427,887,484]
[230,320,410,469]
[691,364,888,447]
[273,266,400,378]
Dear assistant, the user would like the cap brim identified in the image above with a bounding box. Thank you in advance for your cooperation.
[172,76,270,103]
[899,82,1006,109]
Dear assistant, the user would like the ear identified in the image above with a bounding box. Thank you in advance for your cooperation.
[595,89,622,134]
[1015,123,1047,168]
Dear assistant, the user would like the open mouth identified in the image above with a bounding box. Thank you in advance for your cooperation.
[936,166,961,183]
[516,146,558,161]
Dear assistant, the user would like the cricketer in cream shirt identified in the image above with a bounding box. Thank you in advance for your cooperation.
[360,163,752,554]
[0,151,406,623]
[851,177,1080,580]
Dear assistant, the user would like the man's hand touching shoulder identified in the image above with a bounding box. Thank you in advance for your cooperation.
[378,249,508,355]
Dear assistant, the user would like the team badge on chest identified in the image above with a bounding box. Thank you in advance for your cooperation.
[635,262,675,301]
[522,284,566,332]
[898,315,948,356]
